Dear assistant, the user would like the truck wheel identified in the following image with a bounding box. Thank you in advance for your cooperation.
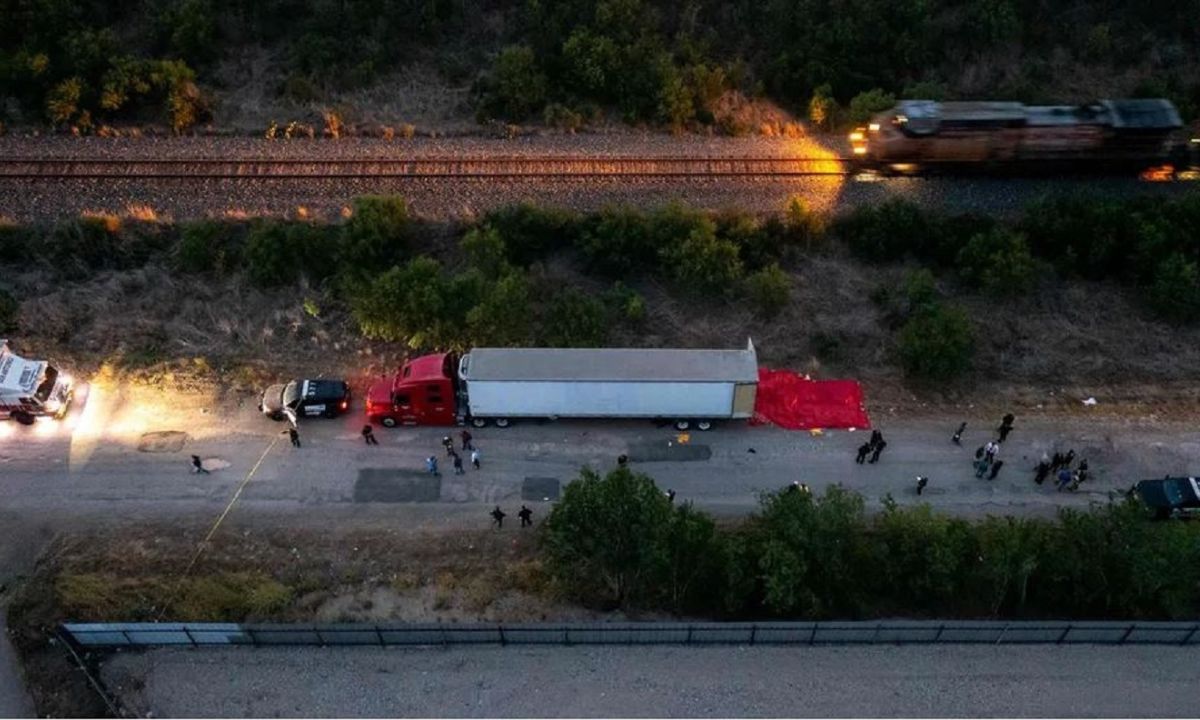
[13,411,35,426]
[470,417,489,428]
[696,420,713,431]
[381,417,397,428]
[494,418,511,428]
[674,420,690,431]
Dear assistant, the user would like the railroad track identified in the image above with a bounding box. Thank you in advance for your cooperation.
[0,156,852,179]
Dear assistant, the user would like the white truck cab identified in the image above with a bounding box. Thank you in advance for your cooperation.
[0,339,74,424]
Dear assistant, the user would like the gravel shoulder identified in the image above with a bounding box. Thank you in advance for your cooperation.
[102,643,1200,718]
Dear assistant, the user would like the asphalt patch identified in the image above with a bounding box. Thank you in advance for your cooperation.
[523,477,560,501]
[628,441,712,462]
[137,431,189,453]
[354,469,441,503]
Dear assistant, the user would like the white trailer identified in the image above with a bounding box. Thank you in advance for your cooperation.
[457,340,758,430]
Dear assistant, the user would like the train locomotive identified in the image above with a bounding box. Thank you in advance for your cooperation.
[849,98,1196,175]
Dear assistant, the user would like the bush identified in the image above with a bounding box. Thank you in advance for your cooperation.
[0,288,18,333]
[339,196,412,278]
[243,222,294,287]
[955,227,1038,296]
[45,218,123,279]
[461,225,509,279]
[481,204,580,267]
[576,208,658,277]
[480,45,548,120]
[603,282,646,326]
[835,200,940,263]
[896,303,975,380]
[176,220,237,274]
[541,466,719,610]
[807,84,839,131]
[745,264,791,318]
[351,256,461,348]
[1144,253,1200,323]
[848,88,896,124]
[658,221,744,295]
[540,288,610,347]
[466,272,533,346]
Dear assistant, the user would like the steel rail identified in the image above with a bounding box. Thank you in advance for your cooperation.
[0,156,853,179]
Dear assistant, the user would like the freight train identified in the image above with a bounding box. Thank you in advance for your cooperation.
[849,98,1198,175]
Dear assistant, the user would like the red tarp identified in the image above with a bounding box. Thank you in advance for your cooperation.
[751,368,871,430]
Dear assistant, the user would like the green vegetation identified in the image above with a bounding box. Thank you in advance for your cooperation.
[0,287,18,332]
[544,468,1200,619]
[56,571,292,621]
[5,1,1197,131]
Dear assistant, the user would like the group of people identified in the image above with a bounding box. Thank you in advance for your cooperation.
[969,413,1015,480]
[490,504,534,529]
[854,429,888,464]
[1035,451,1089,491]
[426,430,481,476]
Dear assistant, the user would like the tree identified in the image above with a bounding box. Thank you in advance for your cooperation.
[848,88,896,124]
[896,303,974,380]
[746,264,791,318]
[466,272,533,346]
[482,45,547,120]
[956,227,1038,296]
[339,196,411,278]
[540,288,609,347]
[807,84,839,131]
[540,466,676,608]
[1144,253,1200,323]
[351,256,460,348]
[460,225,509,279]
[659,221,744,296]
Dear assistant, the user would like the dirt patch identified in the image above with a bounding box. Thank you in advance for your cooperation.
[136,431,189,453]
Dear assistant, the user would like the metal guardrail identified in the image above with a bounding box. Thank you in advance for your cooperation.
[61,621,1200,648]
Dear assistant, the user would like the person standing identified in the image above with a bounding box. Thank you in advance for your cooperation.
[471,448,481,470]
[190,455,210,474]
[665,489,677,503]
[518,505,533,528]
[1034,458,1051,485]
[491,505,506,529]
[361,425,379,445]
[951,422,966,445]
[916,476,929,495]
[460,429,474,451]
[288,427,301,448]
[997,413,1015,443]
[452,452,465,475]
[442,436,455,457]
[870,429,883,448]
[1050,451,1064,471]
[1062,449,1076,469]
[1056,468,1073,491]
[975,457,990,478]
[984,441,999,464]
[426,456,439,476]
[988,459,1005,480]
[855,442,871,464]
[868,439,887,464]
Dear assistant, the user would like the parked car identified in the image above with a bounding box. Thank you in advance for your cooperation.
[260,379,351,422]
[1133,476,1200,519]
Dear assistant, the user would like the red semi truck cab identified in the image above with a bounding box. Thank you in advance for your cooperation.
[365,352,460,427]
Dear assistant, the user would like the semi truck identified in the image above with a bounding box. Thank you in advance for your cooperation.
[0,339,74,424]
[366,341,759,430]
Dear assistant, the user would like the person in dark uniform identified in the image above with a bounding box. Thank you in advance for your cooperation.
[491,505,506,529]
[868,439,887,464]
[288,427,301,448]
[988,459,1005,480]
[870,429,883,448]
[361,425,379,445]
[518,505,533,528]
[997,413,1015,442]
[1034,459,1051,485]
[855,442,871,464]
[442,436,455,456]
[452,452,465,475]
[916,476,929,495]
[460,429,474,451]
[665,489,676,503]
[952,422,966,445]
[191,455,210,474]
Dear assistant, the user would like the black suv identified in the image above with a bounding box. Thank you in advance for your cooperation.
[1134,476,1200,519]
[260,379,351,422]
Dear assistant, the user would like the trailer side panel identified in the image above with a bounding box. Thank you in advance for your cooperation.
[466,380,736,419]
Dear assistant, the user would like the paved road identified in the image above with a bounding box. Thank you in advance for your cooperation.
[102,644,1200,717]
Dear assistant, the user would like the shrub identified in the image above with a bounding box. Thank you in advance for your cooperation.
[848,88,896,124]
[460,225,509,279]
[807,84,839,130]
[46,218,122,279]
[481,45,548,120]
[339,196,412,278]
[482,204,580,267]
[540,288,610,347]
[659,221,744,295]
[576,208,658,277]
[955,227,1038,296]
[604,282,646,326]
[0,288,18,333]
[176,220,240,274]
[352,257,460,348]
[746,264,791,318]
[1144,253,1200,323]
[243,222,294,287]
[896,303,975,380]
[835,200,940,263]
[466,272,533,346]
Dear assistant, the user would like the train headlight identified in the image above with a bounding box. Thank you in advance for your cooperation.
[849,131,865,142]
[852,147,867,155]
[868,123,880,132]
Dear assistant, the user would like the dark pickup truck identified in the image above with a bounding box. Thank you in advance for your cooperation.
[1134,476,1200,519]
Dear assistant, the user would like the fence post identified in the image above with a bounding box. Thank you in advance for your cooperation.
[749,625,756,646]
[1180,625,1198,646]
[315,628,325,647]
[994,624,1007,645]
[120,629,133,647]
[498,625,506,646]
[249,627,259,647]
[808,624,817,645]
[934,625,944,643]
[1057,625,1071,644]
[375,626,385,647]
[686,626,693,645]
[183,627,197,648]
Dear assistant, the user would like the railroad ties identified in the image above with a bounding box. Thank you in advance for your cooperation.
[0,156,852,179]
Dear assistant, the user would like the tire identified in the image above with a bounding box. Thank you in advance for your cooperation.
[13,411,35,426]
[673,420,690,431]
[494,418,511,428]
[381,417,397,428]
[470,417,488,428]
[696,420,713,431]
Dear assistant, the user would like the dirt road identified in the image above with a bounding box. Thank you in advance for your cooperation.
[102,643,1200,717]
